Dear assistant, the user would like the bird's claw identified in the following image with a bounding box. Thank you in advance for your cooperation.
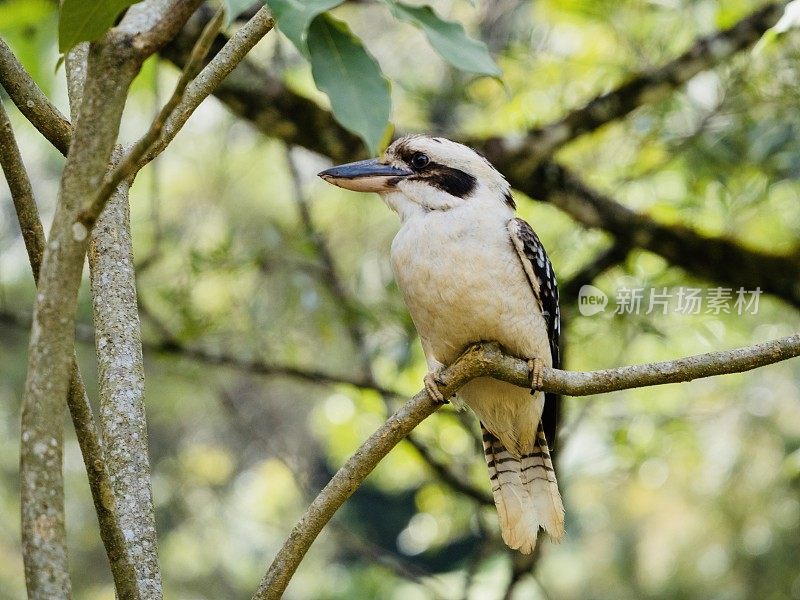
[528,358,544,393]
[424,371,448,405]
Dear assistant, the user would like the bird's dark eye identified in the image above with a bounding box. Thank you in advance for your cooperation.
[410,152,430,169]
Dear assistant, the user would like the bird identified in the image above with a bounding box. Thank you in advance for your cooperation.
[318,134,564,554]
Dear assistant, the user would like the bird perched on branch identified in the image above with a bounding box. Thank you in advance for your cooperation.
[318,135,564,554]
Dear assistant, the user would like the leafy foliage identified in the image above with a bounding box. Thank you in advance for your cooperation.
[267,0,498,153]
[265,0,343,54]
[221,0,258,25]
[385,2,501,77]
[306,15,391,155]
[58,0,141,52]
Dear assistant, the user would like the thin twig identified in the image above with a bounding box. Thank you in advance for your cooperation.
[140,5,275,166]
[75,8,225,232]
[252,336,800,599]
[287,148,372,368]
[560,241,630,303]
[404,436,493,506]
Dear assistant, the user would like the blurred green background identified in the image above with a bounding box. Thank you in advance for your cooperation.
[2,1,800,598]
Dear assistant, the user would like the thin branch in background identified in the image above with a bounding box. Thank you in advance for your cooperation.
[136,60,166,274]
[0,98,139,599]
[517,160,800,309]
[0,306,409,402]
[498,2,788,171]
[459,527,496,600]
[286,147,371,372]
[252,337,800,599]
[215,387,446,595]
[502,551,543,600]
[404,435,492,506]
[329,523,451,596]
[149,336,403,396]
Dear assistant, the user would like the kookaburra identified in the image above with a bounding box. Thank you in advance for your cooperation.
[318,135,564,554]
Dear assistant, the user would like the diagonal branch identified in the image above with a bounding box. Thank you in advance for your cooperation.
[500,1,788,170]
[253,335,800,599]
[140,5,275,166]
[76,8,225,231]
[0,37,72,156]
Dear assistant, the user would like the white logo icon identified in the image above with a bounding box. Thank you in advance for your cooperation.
[578,285,608,316]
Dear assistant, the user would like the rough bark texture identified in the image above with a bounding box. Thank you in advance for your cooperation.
[18,2,201,597]
[1,98,140,600]
[88,164,161,597]
[0,37,72,156]
[19,38,142,600]
[253,336,800,600]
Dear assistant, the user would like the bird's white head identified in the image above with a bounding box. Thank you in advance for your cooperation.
[318,135,514,220]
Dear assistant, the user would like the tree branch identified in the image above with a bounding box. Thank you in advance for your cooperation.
[1,98,140,600]
[75,9,225,232]
[499,1,789,170]
[159,7,361,163]
[140,5,275,166]
[559,241,630,303]
[18,3,201,597]
[0,37,72,156]
[87,148,162,596]
[253,335,800,599]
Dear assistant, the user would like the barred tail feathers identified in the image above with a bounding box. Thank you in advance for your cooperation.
[481,424,564,554]
[522,425,565,541]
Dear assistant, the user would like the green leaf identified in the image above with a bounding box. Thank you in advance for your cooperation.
[307,14,391,155]
[222,0,256,25]
[387,2,501,77]
[58,0,140,53]
[265,0,343,55]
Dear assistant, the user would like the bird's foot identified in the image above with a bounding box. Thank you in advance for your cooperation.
[528,357,544,394]
[424,370,449,405]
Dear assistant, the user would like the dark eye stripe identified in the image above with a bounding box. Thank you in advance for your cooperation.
[412,163,477,198]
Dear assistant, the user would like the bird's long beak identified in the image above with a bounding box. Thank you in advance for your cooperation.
[318,158,412,193]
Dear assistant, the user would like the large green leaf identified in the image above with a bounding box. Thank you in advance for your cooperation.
[307,14,391,155]
[222,0,256,25]
[58,0,140,53]
[388,2,501,77]
[265,0,343,55]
